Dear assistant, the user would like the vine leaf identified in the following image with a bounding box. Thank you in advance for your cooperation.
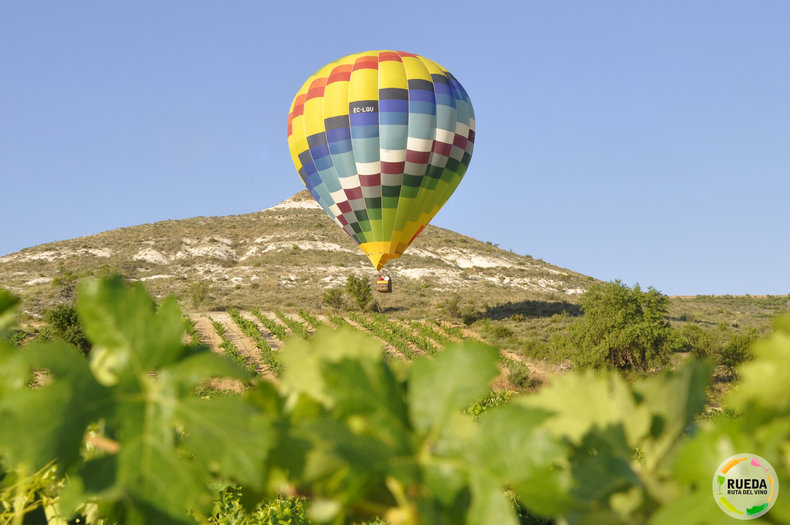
[0,289,19,336]
[516,369,650,445]
[408,342,499,437]
[470,405,570,517]
[77,276,187,382]
[0,342,106,472]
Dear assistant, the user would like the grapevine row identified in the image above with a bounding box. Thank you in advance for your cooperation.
[434,320,465,339]
[185,317,202,346]
[328,315,351,329]
[409,320,453,346]
[274,309,309,339]
[372,314,438,354]
[250,307,287,341]
[298,308,323,330]
[227,308,282,375]
[210,318,257,374]
[348,312,413,359]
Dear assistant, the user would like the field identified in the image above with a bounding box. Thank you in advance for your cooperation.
[190,307,540,391]
[2,276,790,524]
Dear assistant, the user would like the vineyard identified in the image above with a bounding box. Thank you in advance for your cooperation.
[193,308,533,389]
[1,277,789,525]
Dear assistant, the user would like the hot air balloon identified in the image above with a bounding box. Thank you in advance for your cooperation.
[286,50,475,273]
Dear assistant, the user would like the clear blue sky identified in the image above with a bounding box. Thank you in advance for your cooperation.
[1,1,788,295]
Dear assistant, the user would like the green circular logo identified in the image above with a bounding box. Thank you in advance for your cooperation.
[713,453,779,520]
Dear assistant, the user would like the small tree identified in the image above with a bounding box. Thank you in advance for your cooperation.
[322,287,345,310]
[506,360,531,389]
[44,304,90,355]
[567,280,680,371]
[188,281,210,309]
[717,330,757,379]
[345,275,373,311]
[680,323,757,379]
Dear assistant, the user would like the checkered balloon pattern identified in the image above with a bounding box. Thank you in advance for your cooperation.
[287,51,475,270]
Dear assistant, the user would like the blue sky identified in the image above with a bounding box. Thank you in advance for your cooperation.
[1,1,788,295]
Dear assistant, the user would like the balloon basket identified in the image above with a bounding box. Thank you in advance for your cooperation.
[376,275,392,293]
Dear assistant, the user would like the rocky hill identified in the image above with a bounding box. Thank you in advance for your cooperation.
[0,191,599,317]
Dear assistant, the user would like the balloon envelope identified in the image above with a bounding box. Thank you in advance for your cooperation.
[287,50,475,270]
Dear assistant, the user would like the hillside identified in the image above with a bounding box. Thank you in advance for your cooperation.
[0,191,598,318]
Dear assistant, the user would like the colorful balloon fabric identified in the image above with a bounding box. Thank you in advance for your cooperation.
[287,50,475,270]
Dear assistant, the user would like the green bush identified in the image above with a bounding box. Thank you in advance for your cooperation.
[439,293,477,325]
[505,360,531,389]
[7,329,28,346]
[491,324,514,340]
[321,287,345,310]
[717,332,755,378]
[51,266,78,287]
[679,323,758,378]
[209,489,310,525]
[678,324,719,358]
[43,303,90,355]
[188,280,210,308]
[566,280,681,370]
[345,275,373,311]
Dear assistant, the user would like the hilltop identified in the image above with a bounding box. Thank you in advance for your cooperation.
[1,191,787,391]
[0,191,598,317]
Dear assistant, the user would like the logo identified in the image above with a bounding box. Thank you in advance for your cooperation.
[713,453,779,520]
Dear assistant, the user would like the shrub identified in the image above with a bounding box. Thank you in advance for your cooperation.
[188,281,210,308]
[439,293,461,318]
[679,324,758,378]
[679,324,719,358]
[439,293,477,324]
[718,331,757,379]
[44,304,90,355]
[7,329,28,346]
[566,280,681,370]
[322,287,345,310]
[491,324,513,339]
[345,275,373,311]
[678,312,697,322]
[506,360,531,389]
[51,267,78,287]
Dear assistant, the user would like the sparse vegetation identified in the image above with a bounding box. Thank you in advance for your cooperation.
[328,314,351,328]
[372,314,438,354]
[439,293,477,325]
